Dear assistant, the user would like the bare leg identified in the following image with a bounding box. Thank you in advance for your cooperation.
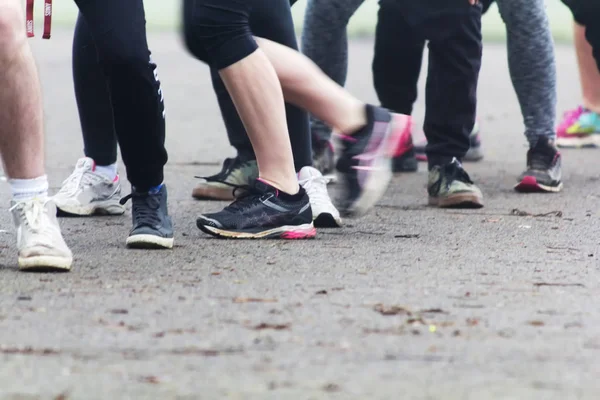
[575,22,600,113]
[0,0,44,179]
[0,0,72,272]
[254,37,367,135]
[219,49,299,195]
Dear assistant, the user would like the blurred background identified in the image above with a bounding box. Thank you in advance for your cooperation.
[45,0,574,42]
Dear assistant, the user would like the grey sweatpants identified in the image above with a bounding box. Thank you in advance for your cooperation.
[495,0,557,144]
[301,0,557,146]
[301,0,365,143]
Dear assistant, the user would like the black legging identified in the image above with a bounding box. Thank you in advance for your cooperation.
[73,0,311,175]
[72,0,167,191]
[182,0,312,171]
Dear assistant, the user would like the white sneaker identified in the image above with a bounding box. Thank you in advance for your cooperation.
[53,157,124,216]
[298,166,342,228]
[10,198,73,271]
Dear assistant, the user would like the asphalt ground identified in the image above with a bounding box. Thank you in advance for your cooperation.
[0,31,597,399]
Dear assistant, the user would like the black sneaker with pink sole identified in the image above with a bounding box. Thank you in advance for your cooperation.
[336,105,412,217]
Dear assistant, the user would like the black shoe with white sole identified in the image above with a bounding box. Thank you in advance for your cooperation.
[336,105,411,217]
[121,184,174,249]
[197,179,316,239]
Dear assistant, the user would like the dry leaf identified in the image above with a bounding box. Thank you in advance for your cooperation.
[534,282,585,288]
[420,308,448,314]
[139,376,160,384]
[248,323,290,331]
[511,209,563,218]
[233,297,277,303]
[373,304,412,316]
[527,320,545,327]
[323,383,341,392]
[395,234,420,239]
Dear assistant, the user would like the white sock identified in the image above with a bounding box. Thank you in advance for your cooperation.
[95,163,118,181]
[9,175,49,201]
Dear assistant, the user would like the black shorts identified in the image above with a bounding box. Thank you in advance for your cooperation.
[561,0,600,70]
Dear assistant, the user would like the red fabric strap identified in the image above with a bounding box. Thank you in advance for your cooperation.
[26,0,52,39]
[43,0,52,39]
[26,0,35,38]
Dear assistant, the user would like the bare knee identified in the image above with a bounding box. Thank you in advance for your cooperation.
[0,1,26,60]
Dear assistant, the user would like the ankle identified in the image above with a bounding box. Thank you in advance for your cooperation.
[95,162,118,181]
[258,176,299,196]
[427,156,457,171]
[582,97,600,113]
[9,175,48,202]
[340,103,368,134]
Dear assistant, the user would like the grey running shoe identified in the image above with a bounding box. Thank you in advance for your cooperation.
[515,137,563,193]
[53,157,124,216]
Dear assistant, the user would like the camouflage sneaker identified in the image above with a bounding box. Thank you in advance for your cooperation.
[192,157,258,201]
[428,158,483,208]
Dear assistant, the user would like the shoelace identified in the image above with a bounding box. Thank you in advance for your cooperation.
[58,167,100,196]
[444,160,474,186]
[9,198,48,232]
[201,179,266,213]
[299,175,330,208]
[120,192,162,227]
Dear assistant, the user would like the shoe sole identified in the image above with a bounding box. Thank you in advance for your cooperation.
[349,114,410,217]
[19,255,72,272]
[126,234,174,249]
[429,193,484,209]
[556,134,600,148]
[192,186,235,201]
[56,201,125,216]
[197,222,316,239]
[314,213,342,228]
[514,176,563,193]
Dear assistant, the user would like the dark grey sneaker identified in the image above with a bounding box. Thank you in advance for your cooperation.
[312,139,336,182]
[514,137,563,193]
[428,158,483,208]
[120,184,174,249]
